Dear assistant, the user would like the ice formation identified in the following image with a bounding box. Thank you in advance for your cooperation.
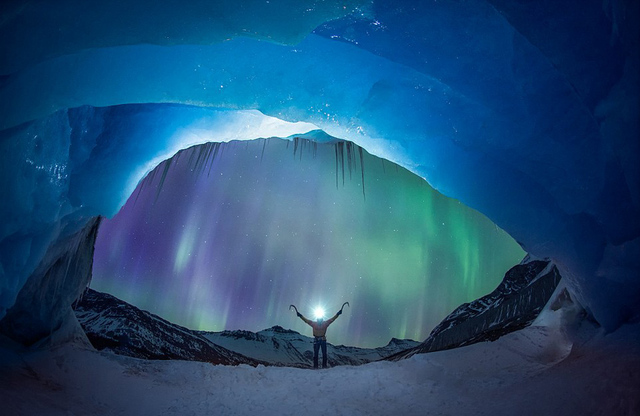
[0,0,638,344]
[90,135,526,346]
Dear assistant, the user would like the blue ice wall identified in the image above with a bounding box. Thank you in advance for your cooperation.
[0,0,366,74]
[0,0,638,333]
[0,105,319,319]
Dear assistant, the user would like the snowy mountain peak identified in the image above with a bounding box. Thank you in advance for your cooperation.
[74,289,419,369]
[263,325,299,334]
[73,289,263,366]
[389,258,562,360]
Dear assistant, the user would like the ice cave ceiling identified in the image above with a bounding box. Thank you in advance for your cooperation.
[0,0,638,344]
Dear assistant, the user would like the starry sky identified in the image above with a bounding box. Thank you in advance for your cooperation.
[92,137,525,348]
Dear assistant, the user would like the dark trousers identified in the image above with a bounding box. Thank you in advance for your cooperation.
[313,338,327,369]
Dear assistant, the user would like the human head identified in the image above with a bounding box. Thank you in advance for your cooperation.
[313,306,325,322]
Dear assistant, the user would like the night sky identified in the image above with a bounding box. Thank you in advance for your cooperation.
[92,137,525,347]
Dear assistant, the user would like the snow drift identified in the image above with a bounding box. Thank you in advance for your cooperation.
[2,286,639,416]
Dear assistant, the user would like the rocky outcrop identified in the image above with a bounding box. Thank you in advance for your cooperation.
[73,288,263,366]
[74,288,419,368]
[389,257,562,360]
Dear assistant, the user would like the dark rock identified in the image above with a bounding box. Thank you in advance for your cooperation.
[388,257,562,360]
[74,288,421,368]
[73,288,263,366]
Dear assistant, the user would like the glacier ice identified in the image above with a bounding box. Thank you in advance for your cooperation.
[0,105,320,325]
[0,0,638,342]
[0,216,101,345]
[0,0,366,75]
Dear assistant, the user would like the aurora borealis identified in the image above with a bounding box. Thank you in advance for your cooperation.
[92,137,525,348]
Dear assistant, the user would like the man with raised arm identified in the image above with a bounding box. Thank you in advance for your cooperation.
[290,303,348,369]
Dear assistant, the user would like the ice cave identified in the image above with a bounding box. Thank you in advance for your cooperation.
[0,0,639,415]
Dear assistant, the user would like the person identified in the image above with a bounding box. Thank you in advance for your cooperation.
[296,308,343,369]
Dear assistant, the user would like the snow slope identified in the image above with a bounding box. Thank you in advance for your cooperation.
[74,289,262,366]
[392,257,561,359]
[74,288,418,368]
[2,301,639,416]
[203,326,419,368]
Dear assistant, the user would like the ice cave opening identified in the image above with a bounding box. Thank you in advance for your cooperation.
[87,112,526,348]
[1,0,639,413]
[1,1,639,350]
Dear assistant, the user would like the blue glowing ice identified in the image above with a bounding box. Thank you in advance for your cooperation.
[0,0,637,338]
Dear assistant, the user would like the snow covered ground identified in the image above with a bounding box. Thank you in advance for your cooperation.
[2,308,639,416]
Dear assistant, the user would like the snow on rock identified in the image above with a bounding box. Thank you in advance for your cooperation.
[73,289,262,366]
[392,257,562,359]
[74,288,418,368]
[203,326,419,368]
[2,298,638,416]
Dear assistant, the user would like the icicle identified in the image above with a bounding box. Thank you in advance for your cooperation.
[154,158,173,202]
[293,136,299,158]
[359,147,366,200]
[336,142,345,186]
[133,163,162,207]
[261,139,267,162]
[148,163,159,185]
[335,144,339,190]
[201,142,216,175]
[346,142,353,180]
[188,145,197,167]
[204,143,215,173]
[193,143,210,173]
[289,137,318,162]
[133,175,149,207]
[191,145,202,172]
[207,142,221,177]
[330,140,367,200]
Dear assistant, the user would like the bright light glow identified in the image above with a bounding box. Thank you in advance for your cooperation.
[313,307,326,320]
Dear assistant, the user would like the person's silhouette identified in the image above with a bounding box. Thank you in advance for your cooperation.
[291,303,348,369]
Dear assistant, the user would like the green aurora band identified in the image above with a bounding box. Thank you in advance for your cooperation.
[92,137,525,348]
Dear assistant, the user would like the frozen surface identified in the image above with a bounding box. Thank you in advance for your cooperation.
[2,308,639,416]
[0,107,319,322]
[203,327,420,368]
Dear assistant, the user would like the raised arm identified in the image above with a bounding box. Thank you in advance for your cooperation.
[290,304,313,326]
[325,312,340,325]
[298,313,314,326]
[326,302,349,325]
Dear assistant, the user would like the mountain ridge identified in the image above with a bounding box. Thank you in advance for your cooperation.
[74,288,419,368]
